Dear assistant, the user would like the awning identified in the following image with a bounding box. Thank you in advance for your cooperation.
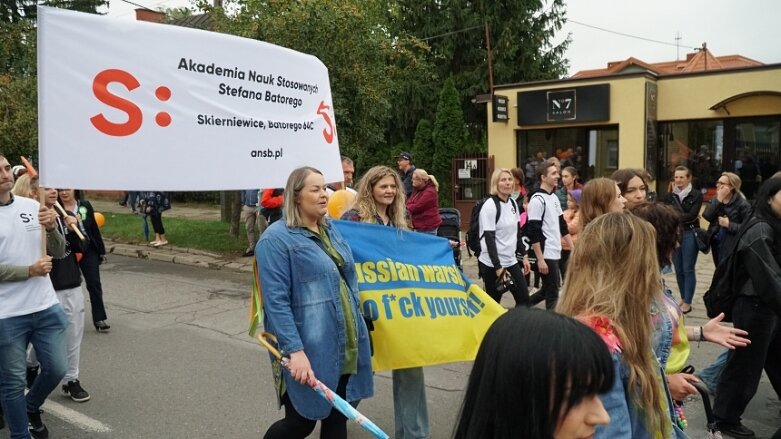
[709,90,781,115]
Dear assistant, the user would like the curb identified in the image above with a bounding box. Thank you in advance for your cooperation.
[105,241,254,274]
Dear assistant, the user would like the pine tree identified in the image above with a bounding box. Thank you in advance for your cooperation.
[432,77,469,207]
[411,118,434,172]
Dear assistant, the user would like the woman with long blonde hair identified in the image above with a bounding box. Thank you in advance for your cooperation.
[557,212,685,438]
[341,166,408,227]
[341,165,430,438]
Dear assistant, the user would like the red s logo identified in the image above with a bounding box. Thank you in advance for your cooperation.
[90,69,143,137]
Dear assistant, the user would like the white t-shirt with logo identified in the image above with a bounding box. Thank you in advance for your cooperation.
[527,191,563,260]
[0,196,59,319]
[478,197,519,268]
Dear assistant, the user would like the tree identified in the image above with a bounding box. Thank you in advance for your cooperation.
[389,0,570,142]
[207,0,431,175]
[410,118,434,172]
[432,77,469,207]
[0,2,106,162]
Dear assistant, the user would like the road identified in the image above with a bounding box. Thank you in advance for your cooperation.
[3,254,779,438]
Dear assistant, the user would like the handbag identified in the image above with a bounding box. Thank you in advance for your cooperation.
[690,224,711,254]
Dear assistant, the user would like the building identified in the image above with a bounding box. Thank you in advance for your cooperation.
[486,49,781,199]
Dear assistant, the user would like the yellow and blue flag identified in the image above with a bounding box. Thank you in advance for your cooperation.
[333,221,505,372]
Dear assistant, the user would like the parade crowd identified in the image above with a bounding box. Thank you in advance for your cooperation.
[2,149,781,439]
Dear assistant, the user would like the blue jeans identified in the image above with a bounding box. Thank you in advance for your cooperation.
[0,305,68,439]
[697,349,728,392]
[392,367,429,439]
[672,229,699,305]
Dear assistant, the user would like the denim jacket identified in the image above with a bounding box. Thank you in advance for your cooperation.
[255,218,373,420]
[594,307,688,439]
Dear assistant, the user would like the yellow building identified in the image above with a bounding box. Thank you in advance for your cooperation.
[487,50,781,199]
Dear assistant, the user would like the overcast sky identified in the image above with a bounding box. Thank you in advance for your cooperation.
[561,0,781,76]
[105,0,781,77]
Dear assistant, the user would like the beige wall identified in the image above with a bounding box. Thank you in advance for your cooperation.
[488,76,652,170]
[658,69,781,121]
[488,66,781,172]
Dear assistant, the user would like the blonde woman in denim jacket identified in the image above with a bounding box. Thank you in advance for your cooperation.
[257,167,373,439]
[558,213,687,438]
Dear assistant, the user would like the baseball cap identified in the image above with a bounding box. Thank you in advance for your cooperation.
[396,152,412,161]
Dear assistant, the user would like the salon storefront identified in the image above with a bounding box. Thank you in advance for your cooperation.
[487,63,781,199]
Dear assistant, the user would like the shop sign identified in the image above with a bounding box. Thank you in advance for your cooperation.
[492,94,509,122]
[517,84,610,126]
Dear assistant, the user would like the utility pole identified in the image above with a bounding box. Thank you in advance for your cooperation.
[675,32,681,60]
[484,22,494,96]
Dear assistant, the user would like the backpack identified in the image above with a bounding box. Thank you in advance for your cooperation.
[703,218,764,322]
[465,195,504,257]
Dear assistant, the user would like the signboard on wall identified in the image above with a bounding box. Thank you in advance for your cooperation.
[517,84,610,126]
[492,95,509,122]
[644,82,658,181]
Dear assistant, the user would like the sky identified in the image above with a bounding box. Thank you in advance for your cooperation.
[105,0,781,77]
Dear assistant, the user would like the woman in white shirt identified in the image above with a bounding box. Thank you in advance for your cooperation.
[478,168,531,306]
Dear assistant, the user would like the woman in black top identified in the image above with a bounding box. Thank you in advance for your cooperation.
[712,177,781,437]
[702,172,752,265]
[58,189,110,332]
[663,166,703,314]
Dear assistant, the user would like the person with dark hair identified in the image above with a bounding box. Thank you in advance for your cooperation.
[58,189,111,332]
[663,166,703,314]
[712,177,781,438]
[612,168,649,209]
[140,191,170,247]
[257,167,373,439]
[396,152,416,197]
[629,203,749,405]
[509,167,527,206]
[261,188,285,224]
[703,172,752,265]
[527,161,572,310]
[454,307,613,439]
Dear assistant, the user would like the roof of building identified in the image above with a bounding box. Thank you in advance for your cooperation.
[169,13,214,30]
[571,50,763,79]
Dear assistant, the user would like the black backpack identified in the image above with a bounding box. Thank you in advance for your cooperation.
[703,218,764,322]
[466,195,518,257]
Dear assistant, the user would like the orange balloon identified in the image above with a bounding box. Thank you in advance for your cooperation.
[94,212,106,228]
[327,190,355,218]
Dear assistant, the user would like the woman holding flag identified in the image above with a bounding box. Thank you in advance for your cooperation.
[256,167,373,439]
[342,165,430,439]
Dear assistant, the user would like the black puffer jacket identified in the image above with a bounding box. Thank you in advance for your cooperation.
[735,219,781,316]
[703,193,753,252]
[664,190,703,227]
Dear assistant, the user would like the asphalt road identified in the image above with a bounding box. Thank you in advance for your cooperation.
[3,255,779,438]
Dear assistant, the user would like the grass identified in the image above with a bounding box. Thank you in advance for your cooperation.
[100,211,251,256]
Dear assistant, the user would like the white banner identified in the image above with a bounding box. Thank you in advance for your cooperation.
[38,6,343,191]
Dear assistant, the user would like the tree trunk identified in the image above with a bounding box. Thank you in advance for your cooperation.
[229,191,241,238]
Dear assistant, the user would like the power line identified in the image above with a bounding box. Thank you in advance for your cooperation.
[115,0,155,12]
[568,19,698,50]
[422,25,483,42]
